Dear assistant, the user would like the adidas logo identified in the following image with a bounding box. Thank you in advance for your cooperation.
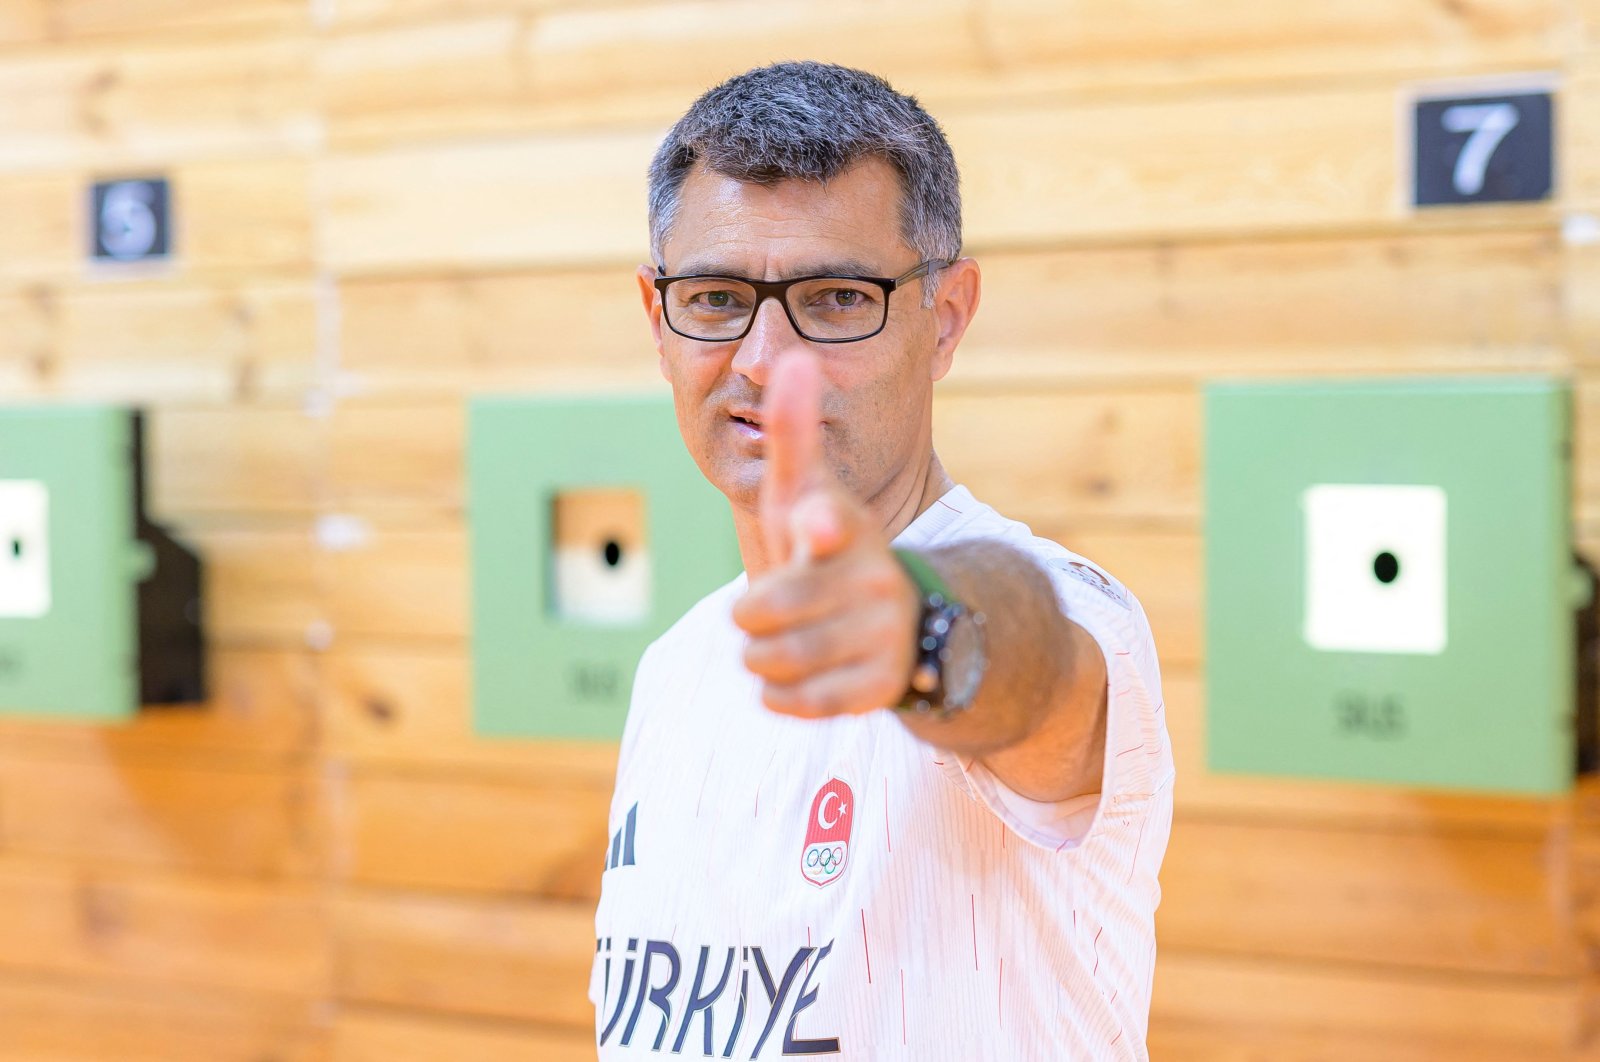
[605,802,638,871]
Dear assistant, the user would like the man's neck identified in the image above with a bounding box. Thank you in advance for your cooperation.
[734,451,955,577]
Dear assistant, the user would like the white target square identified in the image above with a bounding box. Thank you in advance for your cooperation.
[1302,483,1446,655]
[0,480,51,619]
[551,488,650,626]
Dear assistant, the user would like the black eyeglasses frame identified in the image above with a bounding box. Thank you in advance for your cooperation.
[651,258,952,344]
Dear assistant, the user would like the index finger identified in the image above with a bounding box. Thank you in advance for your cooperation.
[760,347,824,511]
[758,348,825,564]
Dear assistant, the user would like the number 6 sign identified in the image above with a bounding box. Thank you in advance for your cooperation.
[1412,86,1553,207]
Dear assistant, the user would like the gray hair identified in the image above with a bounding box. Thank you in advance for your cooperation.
[647,61,961,304]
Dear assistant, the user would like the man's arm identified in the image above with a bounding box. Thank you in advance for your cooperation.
[899,541,1108,804]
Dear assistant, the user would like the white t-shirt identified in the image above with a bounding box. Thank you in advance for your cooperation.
[591,486,1174,1060]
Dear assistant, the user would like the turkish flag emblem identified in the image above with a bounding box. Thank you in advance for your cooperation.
[801,778,854,888]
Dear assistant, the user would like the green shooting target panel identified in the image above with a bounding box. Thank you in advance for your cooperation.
[468,393,742,739]
[1204,376,1578,794]
[0,406,203,721]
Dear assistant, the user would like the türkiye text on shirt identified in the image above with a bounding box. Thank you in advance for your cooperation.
[596,934,840,1057]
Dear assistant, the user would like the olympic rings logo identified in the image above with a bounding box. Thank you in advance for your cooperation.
[805,845,846,874]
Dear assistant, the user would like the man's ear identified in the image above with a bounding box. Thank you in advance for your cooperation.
[929,257,981,383]
[637,264,669,381]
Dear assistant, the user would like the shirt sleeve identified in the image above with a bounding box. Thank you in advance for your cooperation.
[930,540,1174,853]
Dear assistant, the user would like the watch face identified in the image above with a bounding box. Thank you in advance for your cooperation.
[942,610,988,707]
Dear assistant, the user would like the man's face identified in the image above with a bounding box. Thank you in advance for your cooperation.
[640,157,945,511]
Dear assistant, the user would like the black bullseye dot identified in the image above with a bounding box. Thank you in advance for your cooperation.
[1373,551,1400,584]
[602,539,623,568]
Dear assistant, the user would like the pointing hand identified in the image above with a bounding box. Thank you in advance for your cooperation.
[732,350,920,718]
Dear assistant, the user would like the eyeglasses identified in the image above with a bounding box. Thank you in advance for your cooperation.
[652,259,950,344]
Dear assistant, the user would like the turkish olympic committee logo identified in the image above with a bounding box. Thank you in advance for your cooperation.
[801,778,854,888]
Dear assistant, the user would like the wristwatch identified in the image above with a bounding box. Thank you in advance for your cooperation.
[892,549,988,719]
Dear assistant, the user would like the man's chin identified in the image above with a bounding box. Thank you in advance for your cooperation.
[686,441,759,502]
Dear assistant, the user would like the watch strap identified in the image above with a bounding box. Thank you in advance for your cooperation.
[893,547,956,606]
[892,549,972,718]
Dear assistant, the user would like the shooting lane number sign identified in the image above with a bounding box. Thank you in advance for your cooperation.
[91,177,171,263]
[1411,82,1554,207]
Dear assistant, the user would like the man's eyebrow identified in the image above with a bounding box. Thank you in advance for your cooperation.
[667,258,888,279]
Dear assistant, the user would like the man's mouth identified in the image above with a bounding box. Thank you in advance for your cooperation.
[729,411,764,438]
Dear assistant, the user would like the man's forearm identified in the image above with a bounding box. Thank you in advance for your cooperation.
[897,541,1109,803]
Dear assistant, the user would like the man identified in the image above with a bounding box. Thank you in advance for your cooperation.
[591,62,1173,1060]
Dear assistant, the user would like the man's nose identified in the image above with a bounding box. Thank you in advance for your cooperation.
[729,295,803,386]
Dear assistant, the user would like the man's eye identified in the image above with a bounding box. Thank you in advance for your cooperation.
[694,290,737,308]
[816,288,871,308]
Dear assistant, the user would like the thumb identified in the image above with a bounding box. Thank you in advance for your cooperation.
[759,348,826,565]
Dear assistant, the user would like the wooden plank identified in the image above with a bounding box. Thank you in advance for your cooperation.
[320,131,655,275]
[324,527,467,642]
[322,1,1571,147]
[44,279,318,403]
[0,172,79,286]
[332,888,593,1028]
[0,36,316,171]
[1163,669,1570,835]
[148,406,325,517]
[172,158,316,276]
[318,15,528,148]
[326,401,462,518]
[336,268,661,399]
[322,0,976,145]
[324,647,618,783]
[8,0,307,43]
[1568,56,1600,209]
[957,230,1564,386]
[1152,951,1588,1052]
[335,1007,592,1062]
[322,0,565,30]
[0,2,49,45]
[513,0,982,127]
[950,86,1403,249]
[0,159,313,285]
[982,0,1571,92]
[0,755,325,879]
[0,970,329,1062]
[936,387,1200,528]
[0,649,316,763]
[0,856,329,998]
[334,770,608,900]
[189,526,325,648]
[1572,236,1600,371]
[1158,817,1581,977]
[0,284,52,395]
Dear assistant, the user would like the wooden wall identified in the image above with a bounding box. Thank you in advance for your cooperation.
[2,1,1600,1058]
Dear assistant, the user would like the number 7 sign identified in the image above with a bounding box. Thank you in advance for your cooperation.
[1412,88,1553,207]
